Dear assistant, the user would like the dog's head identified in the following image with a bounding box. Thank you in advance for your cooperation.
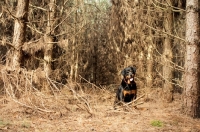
[121,66,136,84]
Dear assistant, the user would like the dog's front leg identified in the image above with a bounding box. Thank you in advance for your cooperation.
[118,86,124,102]
[114,86,123,107]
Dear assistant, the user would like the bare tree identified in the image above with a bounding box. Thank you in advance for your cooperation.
[184,0,200,118]
[44,0,56,76]
[162,0,173,102]
[6,0,29,70]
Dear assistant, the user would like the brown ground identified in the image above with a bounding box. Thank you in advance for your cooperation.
[0,86,200,132]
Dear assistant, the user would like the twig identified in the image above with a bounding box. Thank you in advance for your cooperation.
[76,104,93,115]
[51,80,94,114]
[29,4,47,11]
[114,94,145,110]
[145,24,185,42]
[6,85,54,113]
[1,69,55,113]
[132,102,144,107]
[109,110,141,114]
[133,94,145,103]
[79,75,103,90]
[123,94,145,106]
[156,69,183,88]
[3,7,18,20]
[27,25,43,35]
[153,0,185,12]
[21,69,41,93]
[46,75,61,92]
[52,6,79,35]
[154,47,185,72]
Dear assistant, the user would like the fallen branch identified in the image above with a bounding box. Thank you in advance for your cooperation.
[133,94,145,103]
[108,109,141,115]
[114,94,145,110]
[52,80,94,115]
[133,102,144,107]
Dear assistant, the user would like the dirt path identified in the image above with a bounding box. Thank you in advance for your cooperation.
[0,89,200,132]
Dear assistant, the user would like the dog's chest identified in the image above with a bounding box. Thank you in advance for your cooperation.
[121,81,136,90]
[124,84,134,90]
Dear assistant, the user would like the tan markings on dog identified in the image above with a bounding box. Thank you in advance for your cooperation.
[123,90,136,96]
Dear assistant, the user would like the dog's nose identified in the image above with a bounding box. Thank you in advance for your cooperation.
[128,72,133,77]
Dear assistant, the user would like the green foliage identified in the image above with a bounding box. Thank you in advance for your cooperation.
[150,120,164,127]
[21,122,31,128]
[0,119,10,127]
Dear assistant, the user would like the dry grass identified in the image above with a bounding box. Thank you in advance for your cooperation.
[0,68,199,131]
[0,80,200,132]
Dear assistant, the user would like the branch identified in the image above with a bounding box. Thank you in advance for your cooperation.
[48,5,80,35]
[133,94,145,103]
[79,75,102,90]
[156,69,183,88]
[152,0,186,12]
[145,24,185,42]
[27,25,44,35]
[29,4,47,11]
[154,48,185,72]
[114,94,145,110]
[50,79,94,115]
[3,7,18,20]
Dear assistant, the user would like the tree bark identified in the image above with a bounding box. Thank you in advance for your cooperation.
[6,0,29,70]
[162,0,173,102]
[146,0,153,87]
[184,0,200,118]
[44,0,56,76]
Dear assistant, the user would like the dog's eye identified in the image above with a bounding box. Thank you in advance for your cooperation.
[126,70,131,73]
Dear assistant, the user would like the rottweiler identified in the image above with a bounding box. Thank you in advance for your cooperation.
[114,66,137,106]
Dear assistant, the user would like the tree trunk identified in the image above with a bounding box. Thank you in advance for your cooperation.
[146,0,153,87]
[69,0,78,82]
[6,0,29,70]
[162,0,173,102]
[44,0,56,76]
[184,0,200,118]
[146,43,153,87]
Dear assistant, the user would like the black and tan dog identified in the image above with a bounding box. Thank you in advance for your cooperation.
[114,66,137,106]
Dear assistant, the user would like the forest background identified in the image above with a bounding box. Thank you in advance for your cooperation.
[0,0,200,131]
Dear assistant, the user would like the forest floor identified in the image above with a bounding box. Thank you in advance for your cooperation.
[0,85,200,132]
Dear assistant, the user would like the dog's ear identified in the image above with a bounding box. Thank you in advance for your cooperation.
[121,69,125,76]
[131,66,136,74]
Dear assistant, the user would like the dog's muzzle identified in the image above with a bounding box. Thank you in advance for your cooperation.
[126,73,134,83]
